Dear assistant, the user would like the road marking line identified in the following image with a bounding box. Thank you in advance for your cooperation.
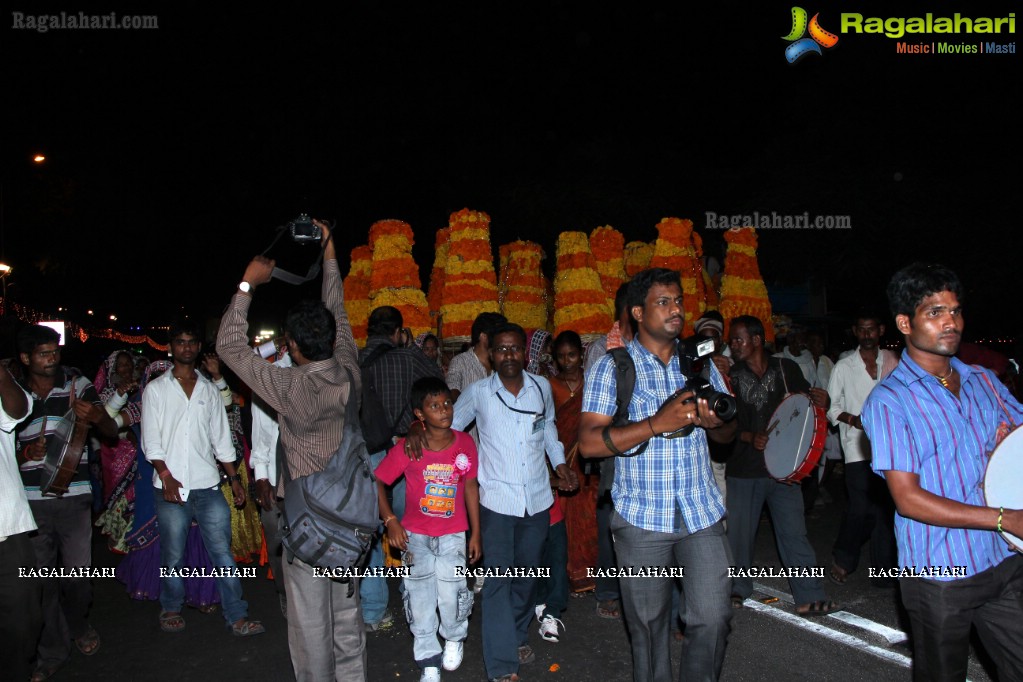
[753,581,908,644]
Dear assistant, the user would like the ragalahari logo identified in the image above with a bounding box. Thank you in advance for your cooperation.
[783,7,839,63]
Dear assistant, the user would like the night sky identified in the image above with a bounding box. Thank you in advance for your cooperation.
[4,1,1020,347]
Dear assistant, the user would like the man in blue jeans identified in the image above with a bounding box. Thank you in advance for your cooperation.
[142,320,263,636]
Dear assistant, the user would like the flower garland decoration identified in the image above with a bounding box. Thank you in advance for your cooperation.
[343,245,373,347]
[553,231,613,337]
[692,231,718,310]
[649,217,705,336]
[719,226,774,342]
[427,227,451,331]
[439,208,500,340]
[624,240,654,277]
[368,219,432,337]
[589,225,627,305]
[497,242,513,307]
[499,240,548,331]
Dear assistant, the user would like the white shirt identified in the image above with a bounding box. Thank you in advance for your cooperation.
[826,349,899,464]
[142,368,236,489]
[774,347,821,387]
[250,354,292,485]
[0,388,34,540]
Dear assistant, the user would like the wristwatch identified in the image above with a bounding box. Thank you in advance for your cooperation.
[238,281,252,293]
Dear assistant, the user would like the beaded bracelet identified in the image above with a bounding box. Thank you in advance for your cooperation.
[997,507,1004,533]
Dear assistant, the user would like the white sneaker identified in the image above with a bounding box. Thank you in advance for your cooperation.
[442,640,463,671]
[534,603,546,622]
[538,613,565,643]
[420,666,441,682]
[473,574,485,594]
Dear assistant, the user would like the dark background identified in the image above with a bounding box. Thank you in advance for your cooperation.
[4,1,1020,353]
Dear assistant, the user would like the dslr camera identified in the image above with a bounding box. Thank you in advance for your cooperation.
[661,336,737,439]
[287,213,320,244]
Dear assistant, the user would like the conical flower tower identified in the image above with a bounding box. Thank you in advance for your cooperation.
[719,227,774,342]
[589,225,627,305]
[439,208,500,342]
[367,219,432,337]
[499,240,548,331]
[427,227,451,334]
[553,231,613,338]
[649,217,706,336]
[693,231,719,310]
[497,243,513,307]
[624,240,654,278]
[343,245,373,348]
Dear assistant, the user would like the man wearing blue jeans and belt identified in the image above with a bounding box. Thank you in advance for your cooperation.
[580,268,737,682]
[142,320,263,637]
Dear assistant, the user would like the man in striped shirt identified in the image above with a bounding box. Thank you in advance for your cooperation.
[862,263,1023,682]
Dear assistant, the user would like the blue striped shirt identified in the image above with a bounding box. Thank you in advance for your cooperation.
[862,352,1022,580]
[452,371,565,517]
[583,338,727,534]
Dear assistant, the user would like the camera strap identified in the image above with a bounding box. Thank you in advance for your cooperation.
[261,219,336,285]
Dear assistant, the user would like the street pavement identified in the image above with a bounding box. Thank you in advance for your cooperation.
[47,471,1000,682]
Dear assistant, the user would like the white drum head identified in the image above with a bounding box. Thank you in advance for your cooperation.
[985,426,1023,552]
[764,394,813,480]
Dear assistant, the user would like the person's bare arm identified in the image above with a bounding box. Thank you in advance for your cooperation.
[885,469,1023,538]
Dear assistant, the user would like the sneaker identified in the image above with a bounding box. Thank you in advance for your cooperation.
[534,603,546,622]
[537,614,565,643]
[419,666,441,682]
[364,610,394,632]
[473,574,486,594]
[442,640,463,671]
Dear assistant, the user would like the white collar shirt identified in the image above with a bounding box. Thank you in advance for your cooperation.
[826,349,898,463]
[0,389,35,540]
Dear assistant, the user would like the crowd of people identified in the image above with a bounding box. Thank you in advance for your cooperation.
[1,223,1021,682]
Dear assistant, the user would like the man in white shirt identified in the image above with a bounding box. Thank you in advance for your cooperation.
[0,361,37,682]
[825,313,900,585]
[142,320,263,636]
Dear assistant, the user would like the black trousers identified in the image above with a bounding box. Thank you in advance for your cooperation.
[0,531,43,682]
[900,553,1023,682]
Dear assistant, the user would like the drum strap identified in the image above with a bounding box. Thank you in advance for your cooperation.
[975,368,1016,447]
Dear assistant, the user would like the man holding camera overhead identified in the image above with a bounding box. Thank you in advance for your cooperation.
[579,268,736,682]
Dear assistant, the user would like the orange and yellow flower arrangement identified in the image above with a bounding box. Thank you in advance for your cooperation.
[719,226,774,342]
[499,240,548,331]
[427,227,451,332]
[649,217,706,336]
[624,240,654,277]
[439,208,500,340]
[553,231,613,337]
[343,245,373,348]
[589,225,627,305]
[367,219,432,337]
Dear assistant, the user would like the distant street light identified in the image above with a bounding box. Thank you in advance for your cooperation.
[0,262,10,309]
[33,154,46,163]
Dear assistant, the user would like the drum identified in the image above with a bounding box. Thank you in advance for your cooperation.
[763,394,827,483]
[984,425,1023,552]
[40,407,90,498]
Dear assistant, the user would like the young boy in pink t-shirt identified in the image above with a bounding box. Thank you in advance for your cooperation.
[376,377,481,682]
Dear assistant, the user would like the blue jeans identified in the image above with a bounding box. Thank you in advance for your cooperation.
[402,531,473,669]
[480,505,549,679]
[154,486,248,625]
[535,520,568,619]
[361,448,407,624]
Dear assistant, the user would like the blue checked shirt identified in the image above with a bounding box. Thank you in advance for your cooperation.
[583,338,727,534]
[452,371,566,517]
[862,353,1023,580]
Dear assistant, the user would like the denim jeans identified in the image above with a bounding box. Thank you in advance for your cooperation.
[402,531,473,669]
[361,448,407,624]
[154,486,248,625]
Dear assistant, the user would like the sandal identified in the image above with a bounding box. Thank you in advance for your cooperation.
[230,619,266,637]
[159,611,186,633]
[488,675,520,682]
[828,565,849,586]
[75,626,101,656]
[730,595,745,609]
[30,660,67,682]
[797,600,842,618]
[596,598,621,620]
[517,644,535,665]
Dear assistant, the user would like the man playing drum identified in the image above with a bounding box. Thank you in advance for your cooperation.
[725,315,839,616]
[13,324,117,681]
[862,263,1023,682]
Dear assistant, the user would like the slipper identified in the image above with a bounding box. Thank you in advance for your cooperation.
[596,598,621,620]
[159,611,186,633]
[797,600,842,618]
[230,619,266,637]
[828,565,849,586]
[730,595,745,609]
[75,626,101,656]
[31,661,66,682]
[517,644,535,665]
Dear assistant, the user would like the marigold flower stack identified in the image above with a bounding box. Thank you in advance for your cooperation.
[439,208,500,341]
[650,217,706,336]
[624,240,654,277]
[553,231,613,338]
[367,219,432,337]
[589,225,627,305]
[343,245,373,347]
[427,227,451,333]
[719,226,774,342]
[499,240,548,331]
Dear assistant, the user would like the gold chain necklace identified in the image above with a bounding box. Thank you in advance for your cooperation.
[932,365,954,388]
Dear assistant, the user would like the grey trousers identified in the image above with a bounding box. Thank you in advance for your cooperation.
[282,555,367,681]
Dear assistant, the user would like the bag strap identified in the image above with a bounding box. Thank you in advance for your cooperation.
[975,366,1016,426]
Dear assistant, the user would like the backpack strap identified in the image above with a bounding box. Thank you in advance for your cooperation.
[608,347,648,457]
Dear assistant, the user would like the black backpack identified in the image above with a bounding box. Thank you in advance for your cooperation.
[359,344,400,454]
[279,369,379,583]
